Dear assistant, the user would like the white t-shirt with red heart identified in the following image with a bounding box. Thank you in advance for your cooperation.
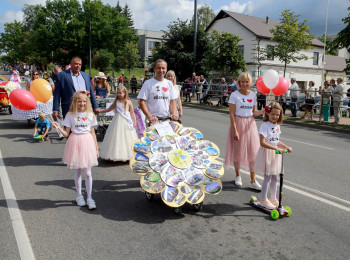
[258,121,281,146]
[137,78,178,118]
[228,90,256,117]
[63,112,97,134]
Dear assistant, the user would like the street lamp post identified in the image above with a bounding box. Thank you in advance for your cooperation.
[193,0,198,73]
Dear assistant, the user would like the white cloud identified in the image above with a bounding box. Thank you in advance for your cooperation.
[219,1,256,14]
[7,0,47,7]
[0,10,24,24]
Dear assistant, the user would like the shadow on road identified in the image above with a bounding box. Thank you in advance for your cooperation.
[2,156,64,167]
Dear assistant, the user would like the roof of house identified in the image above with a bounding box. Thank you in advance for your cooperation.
[324,55,346,72]
[206,10,324,48]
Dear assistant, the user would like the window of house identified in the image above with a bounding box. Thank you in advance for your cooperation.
[148,41,160,51]
[238,45,244,55]
[313,52,319,65]
[266,45,274,60]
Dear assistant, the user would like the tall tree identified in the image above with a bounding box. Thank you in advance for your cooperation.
[117,41,140,76]
[333,7,350,74]
[92,49,115,72]
[148,19,211,81]
[317,34,337,56]
[196,5,215,29]
[116,1,123,13]
[0,21,26,64]
[122,3,134,28]
[204,30,246,76]
[270,9,314,76]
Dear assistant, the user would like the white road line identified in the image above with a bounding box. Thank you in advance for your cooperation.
[0,149,35,260]
[280,137,335,150]
[217,157,350,212]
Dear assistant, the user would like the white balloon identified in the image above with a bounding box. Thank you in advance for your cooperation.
[263,69,279,89]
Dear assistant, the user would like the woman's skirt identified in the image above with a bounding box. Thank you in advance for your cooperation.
[63,132,98,169]
[254,147,282,175]
[224,116,259,172]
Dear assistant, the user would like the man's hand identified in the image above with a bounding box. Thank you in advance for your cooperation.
[52,112,58,121]
[149,116,158,124]
[94,109,100,115]
[170,114,178,121]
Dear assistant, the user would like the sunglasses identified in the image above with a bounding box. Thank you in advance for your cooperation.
[34,73,39,75]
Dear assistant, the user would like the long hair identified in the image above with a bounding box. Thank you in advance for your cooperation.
[237,72,252,89]
[116,85,129,110]
[263,101,283,125]
[69,91,93,118]
[166,70,177,85]
[31,70,38,81]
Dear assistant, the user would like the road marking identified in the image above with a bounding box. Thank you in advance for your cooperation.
[280,137,335,150]
[217,157,350,212]
[0,149,35,260]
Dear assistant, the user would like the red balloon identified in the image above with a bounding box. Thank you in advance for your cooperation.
[256,76,270,95]
[272,77,289,96]
[9,89,37,111]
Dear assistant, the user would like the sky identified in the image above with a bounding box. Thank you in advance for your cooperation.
[0,0,348,37]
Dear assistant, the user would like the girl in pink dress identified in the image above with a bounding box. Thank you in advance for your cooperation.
[52,91,98,210]
[224,72,264,190]
[255,102,293,208]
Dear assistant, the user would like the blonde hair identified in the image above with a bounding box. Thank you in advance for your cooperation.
[237,72,252,89]
[38,112,46,119]
[116,86,129,110]
[263,101,283,124]
[166,70,177,85]
[69,91,93,117]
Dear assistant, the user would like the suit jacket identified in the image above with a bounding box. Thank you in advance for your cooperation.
[53,69,98,117]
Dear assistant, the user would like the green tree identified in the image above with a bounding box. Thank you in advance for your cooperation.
[117,41,140,76]
[0,21,26,64]
[203,30,246,77]
[333,7,350,74]
[122,3,134,28]
[317,34,338,56]
[196,5,216,29]
[148,19,211,81]
[270,9,314,76]
[92,49,115,72]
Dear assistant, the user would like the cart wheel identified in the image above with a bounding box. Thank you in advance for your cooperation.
[27,119,31,126]
[193,202,203,212]
[144,191,154,201]
[8,106,12,114]
[284,206,292,217]
[250,196,258,203]
[174,207,183,215]
[270,209,279,220]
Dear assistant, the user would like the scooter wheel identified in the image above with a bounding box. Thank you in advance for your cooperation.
[145,192,154,201]
[284,206,292,217]
[270,209,279,220]
[174,207,183,215]
[193,202,203,212]
[250,196,258,203]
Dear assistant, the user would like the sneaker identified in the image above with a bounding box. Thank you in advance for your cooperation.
[260,199,276,210]
[76,196,86,207]
[87,199,96,210]
[45,136,50,141]
[234,176,242,186]
[251,181,262,191]
[270,200,279,207]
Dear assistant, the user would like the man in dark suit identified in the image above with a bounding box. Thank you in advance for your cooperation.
[52,56,98,120]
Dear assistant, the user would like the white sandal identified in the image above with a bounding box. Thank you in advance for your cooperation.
[76,196,86,207]
[87,199,96,210]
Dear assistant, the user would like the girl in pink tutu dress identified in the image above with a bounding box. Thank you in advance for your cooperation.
[255,102,293,209]
[52,91,99,210]
[224,72,264,190]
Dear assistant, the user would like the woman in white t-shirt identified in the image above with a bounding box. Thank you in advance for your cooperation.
[52,91,98,210]
[166,70,183,118]
[224,72,264,190]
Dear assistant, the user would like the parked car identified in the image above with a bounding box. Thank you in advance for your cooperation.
[314,97,349,117]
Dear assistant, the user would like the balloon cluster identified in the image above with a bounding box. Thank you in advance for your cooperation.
[9,78,52,111]
[256,69,289,96]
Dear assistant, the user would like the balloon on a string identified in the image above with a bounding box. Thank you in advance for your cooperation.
[9,89,37,111]
[256,76,270,95]
[30,78,52,103]
[272,77,289,96]
[263,69,279,89]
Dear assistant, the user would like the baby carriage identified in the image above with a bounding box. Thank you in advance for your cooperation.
[95,98,114,136]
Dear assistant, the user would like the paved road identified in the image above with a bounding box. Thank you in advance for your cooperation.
[0,95,349,259]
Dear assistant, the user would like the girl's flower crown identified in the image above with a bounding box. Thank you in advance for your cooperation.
[265,105,272,113]
[78,90,91,97]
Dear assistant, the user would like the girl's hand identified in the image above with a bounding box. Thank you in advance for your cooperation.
[233,130,239,141]
[287,147,293,153]
[277,148,285,154]
[133,122,137,128]
[96,150,99,158]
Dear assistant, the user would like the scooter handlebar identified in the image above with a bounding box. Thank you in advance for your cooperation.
[275,149,290,154]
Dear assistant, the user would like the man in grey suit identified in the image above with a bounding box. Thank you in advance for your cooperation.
[52,56,98,120]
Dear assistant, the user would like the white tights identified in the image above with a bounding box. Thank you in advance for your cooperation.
[261,175,278,201]
[74,168,93,200]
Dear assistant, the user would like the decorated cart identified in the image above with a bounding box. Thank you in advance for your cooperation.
[130,120,224,214]
[0,79,16,114]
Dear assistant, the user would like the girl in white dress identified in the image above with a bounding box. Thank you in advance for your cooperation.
[99,86,138,161]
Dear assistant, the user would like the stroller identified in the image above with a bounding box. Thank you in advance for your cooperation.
[200,90,213,105]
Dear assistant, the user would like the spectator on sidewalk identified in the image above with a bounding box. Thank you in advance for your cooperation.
[199,75,209,95]
[231,77,238,92]
[301,81,316,120]
[333,78,345,124]
[289,78,299,117]
[183,77,193,102]
[319,80,333,122]
[130,75,138,94]
[93,72,110,98]
[217,77,228,106]
[330,79,337,117]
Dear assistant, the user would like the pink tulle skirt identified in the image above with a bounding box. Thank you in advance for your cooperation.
[63,133,98,169]
[224,116,260,172]
[254,147,282,175]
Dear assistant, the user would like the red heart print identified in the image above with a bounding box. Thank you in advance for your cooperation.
[81,117,87,121]
[162,87,168,92]
[276,128,279,133]
[247,99,252,103]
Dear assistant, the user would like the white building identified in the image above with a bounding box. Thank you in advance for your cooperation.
[205,10,346,89]
[135,29,165,67]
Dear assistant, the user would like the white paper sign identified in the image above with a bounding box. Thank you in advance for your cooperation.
[154,121,175,137]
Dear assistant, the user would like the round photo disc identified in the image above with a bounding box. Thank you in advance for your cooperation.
[130,159,151,175]
[149,152,169,172]
[168,149,191,169]
[190,150,211,169]
[198,140,220,159]
[184,166,205,186]
[186,188,205,205]
[140,176,166,194]
[134,152,149,162]
[168,121,182,134]
[204,179,223,195]
[160,162,186,187]
[151,137,175,154]
[203,160,224,179]
[161,186,186,207]
[188,127,204,141]
[132,139,151,155]
[175,136,199,153]
[143,126,160,141]
[178,127,192,136]
[140,136,152,146]
[180,184,195,197]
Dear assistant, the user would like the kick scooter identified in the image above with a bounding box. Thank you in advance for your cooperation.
[249,149,292,220]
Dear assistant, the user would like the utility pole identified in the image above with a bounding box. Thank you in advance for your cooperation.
[193,0,198,73]
[89,16,92,75]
